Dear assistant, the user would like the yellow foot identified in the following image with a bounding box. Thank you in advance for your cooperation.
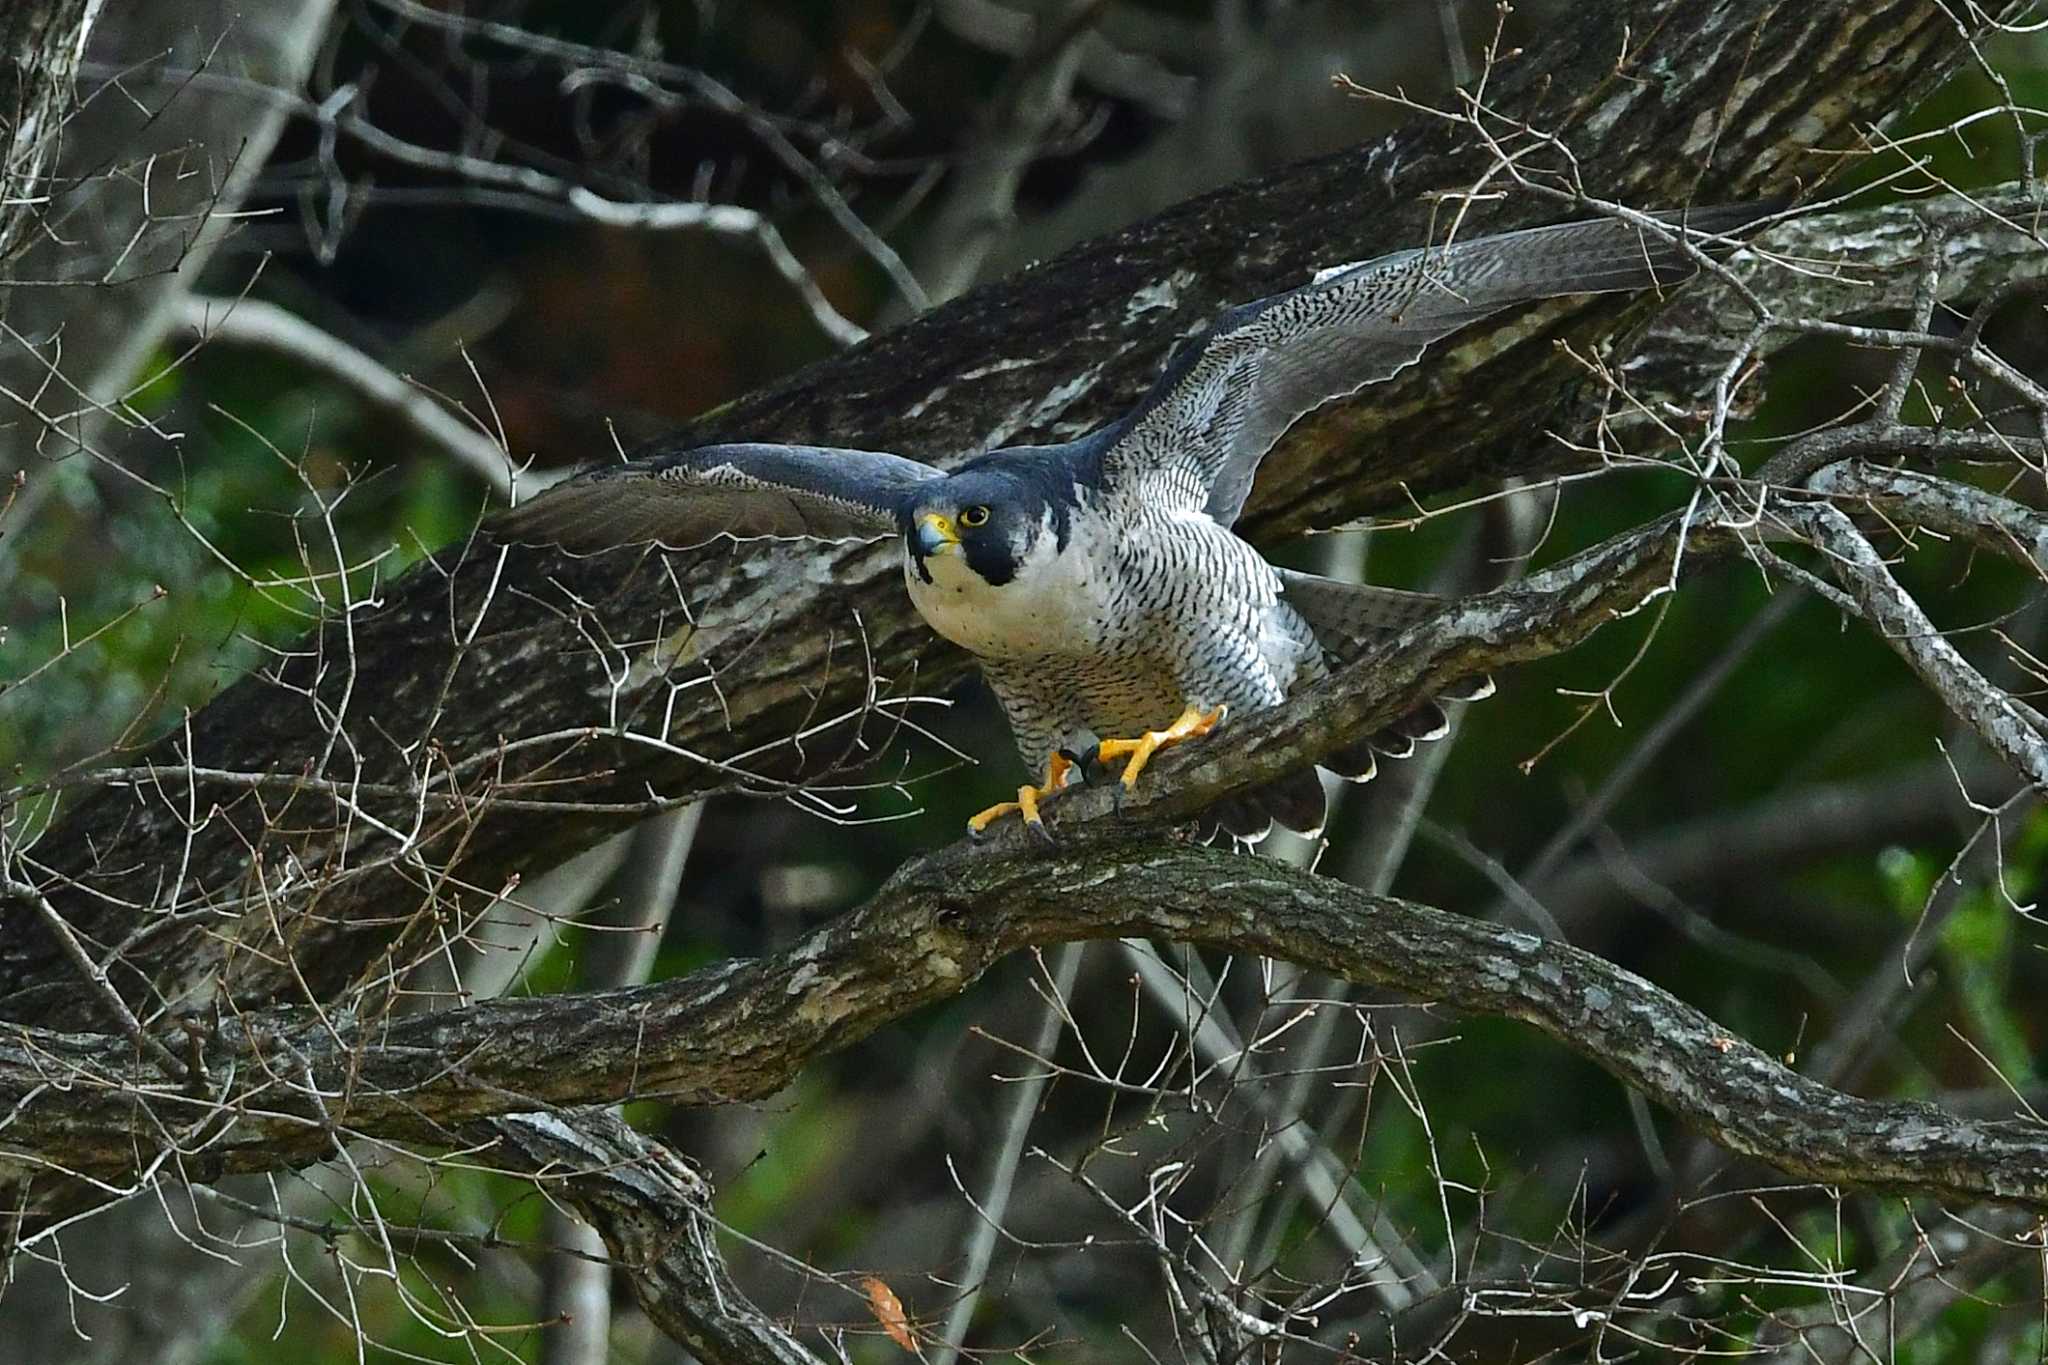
[1095,704,1226,793]
[967,751,1074,842]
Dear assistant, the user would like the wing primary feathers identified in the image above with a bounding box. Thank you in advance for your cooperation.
[495,204,1777,553]
[1099,201,1778,526]
[491,442,944,550]
[1423,201,1777,300]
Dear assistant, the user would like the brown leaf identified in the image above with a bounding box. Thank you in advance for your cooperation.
[862,1275,916,1353]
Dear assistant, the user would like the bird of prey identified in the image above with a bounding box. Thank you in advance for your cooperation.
[496,205,1764,843]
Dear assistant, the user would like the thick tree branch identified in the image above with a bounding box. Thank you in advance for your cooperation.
[7,504,2045,1239]
[2,837,2043,1244]
[483,1112,822,1365]
[6,5,2044,1361]
[971,507,1739,849]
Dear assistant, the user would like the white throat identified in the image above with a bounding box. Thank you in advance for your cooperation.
[902,521,1107,659]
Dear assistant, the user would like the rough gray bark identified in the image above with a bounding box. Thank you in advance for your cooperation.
[490,1112,820,1365]
[4,825,2045,1236]
[1628,184,2048,412]
[0,0,100,275]
[4,0,2009,1035]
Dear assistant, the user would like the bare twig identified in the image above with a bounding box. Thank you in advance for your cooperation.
[173,295,524,497]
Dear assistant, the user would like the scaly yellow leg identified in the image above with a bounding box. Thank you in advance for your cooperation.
[1095,704,1226,792]
[968,750,1075,839]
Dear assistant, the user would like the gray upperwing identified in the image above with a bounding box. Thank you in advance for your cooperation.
[491,442,945,550]
[1099,204,1775,527]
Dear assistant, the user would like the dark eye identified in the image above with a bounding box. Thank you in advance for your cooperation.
[960,505,991,528]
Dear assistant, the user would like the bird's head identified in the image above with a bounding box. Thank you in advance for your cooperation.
[902,461,1070,589]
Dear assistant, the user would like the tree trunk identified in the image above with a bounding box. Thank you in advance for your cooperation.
[0,0,101,280]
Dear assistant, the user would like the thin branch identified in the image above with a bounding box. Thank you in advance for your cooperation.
[932,943,1084,1365]
[172,295,522,497]
[0,878,187,1085]
[1786,502,2048,790]
[1808,460,2048,574]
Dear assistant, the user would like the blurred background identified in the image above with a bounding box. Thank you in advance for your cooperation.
[2,2,2046,1362]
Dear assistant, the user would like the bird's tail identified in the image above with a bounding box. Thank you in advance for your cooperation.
[1196,767,1329,846]
[1194,570,1494,845]
[1275,567,1499,723]
[1275,567,1444,638]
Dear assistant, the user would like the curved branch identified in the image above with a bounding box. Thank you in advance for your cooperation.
[3,837,2043,1239]
[484,1111,822,1365]
[10,446,2045,1230]
[172,295,522,497]
[1786,501,2048,788]
[1808,459,2048,573]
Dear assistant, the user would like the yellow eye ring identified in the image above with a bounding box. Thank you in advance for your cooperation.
[960,505,991,528]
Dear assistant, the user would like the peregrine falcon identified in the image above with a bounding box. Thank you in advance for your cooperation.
[496,206,1763,843]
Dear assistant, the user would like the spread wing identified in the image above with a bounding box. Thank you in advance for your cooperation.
[1101,204,1772,526]
[491,442,944,550]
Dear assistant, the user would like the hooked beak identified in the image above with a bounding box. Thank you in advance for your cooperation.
[915,512,960,560]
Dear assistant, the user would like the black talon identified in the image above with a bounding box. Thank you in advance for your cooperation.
[1062,744,1109,785]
